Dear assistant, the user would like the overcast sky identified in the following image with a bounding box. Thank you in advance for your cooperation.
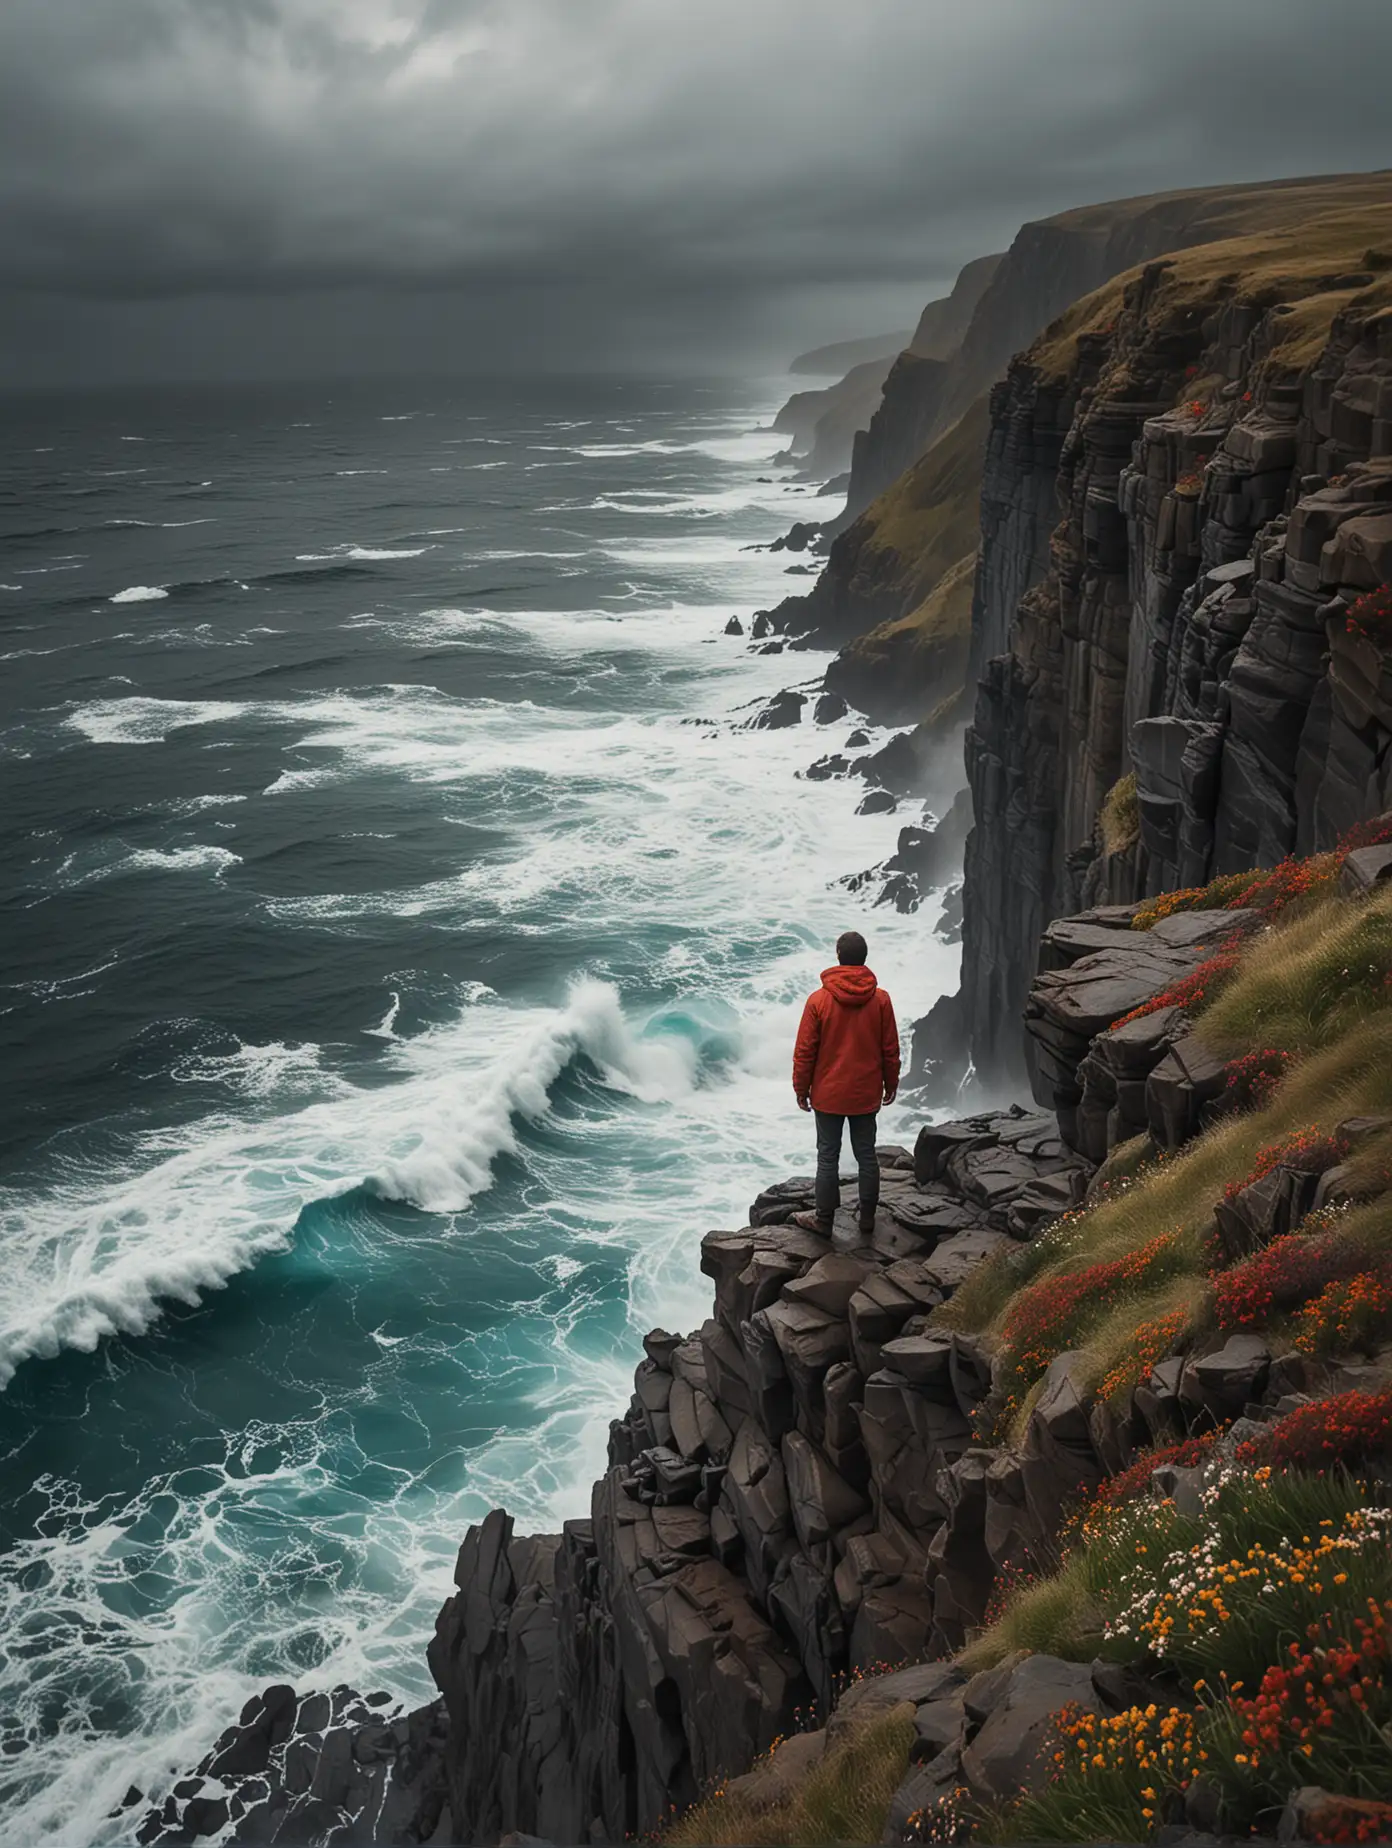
[3,0,1391,386]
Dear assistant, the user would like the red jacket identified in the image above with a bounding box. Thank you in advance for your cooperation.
[792,965,900,1115]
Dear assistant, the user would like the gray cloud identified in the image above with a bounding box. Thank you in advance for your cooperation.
[3,0,1391,381]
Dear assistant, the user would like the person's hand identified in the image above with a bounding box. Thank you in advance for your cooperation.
[883,1084,897,1106]
[796,1094,812,1112]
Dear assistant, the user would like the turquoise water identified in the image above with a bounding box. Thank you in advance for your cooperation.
[0,376,958,1843]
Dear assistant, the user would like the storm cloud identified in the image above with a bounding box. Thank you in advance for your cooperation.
[3,0,1391,382]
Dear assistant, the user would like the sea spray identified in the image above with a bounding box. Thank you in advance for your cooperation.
[0,982,700,1385]
[369,979,700,1214]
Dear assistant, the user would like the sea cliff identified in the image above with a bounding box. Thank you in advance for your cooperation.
[960,182,1392,1089]
[132,168,1392,1848]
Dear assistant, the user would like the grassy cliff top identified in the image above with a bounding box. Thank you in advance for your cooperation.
[1036,166,1392,238]
[1030,186,1392,384]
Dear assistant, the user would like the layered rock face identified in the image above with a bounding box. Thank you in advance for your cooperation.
[847,173,1390,528]
[428,1123,1073,1842]
[767,176,1391,731]
[962,185,1392,1085]
[770,257,1000,488]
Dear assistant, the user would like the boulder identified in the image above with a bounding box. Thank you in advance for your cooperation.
[1340,843,1392,894]
[783,1253,875,1318]
[782,1430,869,1550]
[1147,1032,1231,1151]
[959,1654,1104,1803]
[1182,1333,1271,1416]
[751,688,807,730]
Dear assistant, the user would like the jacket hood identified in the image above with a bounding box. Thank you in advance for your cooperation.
[820,964,879,1008]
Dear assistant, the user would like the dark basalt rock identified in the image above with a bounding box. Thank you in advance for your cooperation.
[723,613,744,635]
[751,689,808,730]
[392,1093,1136,1840]
[769,519,821,553]
[805,751,850,781]
[961,246,1392,1090]
[135,1690,450,1846]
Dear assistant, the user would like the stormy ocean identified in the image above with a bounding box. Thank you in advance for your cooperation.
[0,375,957,1844]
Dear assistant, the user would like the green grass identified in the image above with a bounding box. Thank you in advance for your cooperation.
[963,1468,1385,1678]
[943,888,1392,1841]
[1197,889,1392,1058]
[1099,772,1139,856]
[661,1704,916,1847]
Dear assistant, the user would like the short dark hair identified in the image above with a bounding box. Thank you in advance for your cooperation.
[836,930,868,966]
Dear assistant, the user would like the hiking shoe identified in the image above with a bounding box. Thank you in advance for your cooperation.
[859,1209,877,1235]
[790,1209,832,1236]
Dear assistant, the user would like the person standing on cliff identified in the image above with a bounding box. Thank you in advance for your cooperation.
[789,930,900,1237]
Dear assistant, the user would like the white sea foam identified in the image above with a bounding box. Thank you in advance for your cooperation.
[117,845,241,878]
[294,544,429,561]
[0,978,698,1388]
[171,1037,326,1098]
[169,794,249,815]
[66,697,244,745]
[109,585,169,603]
[371,980,698,1214]
[366,992,401,1039]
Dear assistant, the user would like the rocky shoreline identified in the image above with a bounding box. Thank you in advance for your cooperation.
[133,879,1386,1845]
[129,168,1392,1848]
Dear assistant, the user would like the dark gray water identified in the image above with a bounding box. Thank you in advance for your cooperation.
[0,374,956,1843]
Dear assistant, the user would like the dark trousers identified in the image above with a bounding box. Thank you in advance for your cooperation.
[814,1110,879,1224]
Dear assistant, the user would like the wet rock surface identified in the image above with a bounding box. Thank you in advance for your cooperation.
[133,1687,450,1845]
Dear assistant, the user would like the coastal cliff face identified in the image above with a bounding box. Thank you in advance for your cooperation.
[773,353,901,483]
[426,1102,1095,1841]
[962,187,1392,1085]
[841,253,1002,520]
[770,259,1000,488]
[423,867,1392,1847]
[774,173,1392,731]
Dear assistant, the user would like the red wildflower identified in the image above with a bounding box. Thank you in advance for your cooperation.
[1214,1225,1366,1332]
[1088,1431,1220,1507]
[1293,1270,1392,1356]
[1223,1047,1294,1110]
[1115,940,1243,1027]
[1220,1127,1347,1205]
[1000,1232,1179,1388]
[1235,1388,1392,1468]
[1343,583,1392,645]
[1132,815,1392,935]
[1098,1308,1191,1401]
